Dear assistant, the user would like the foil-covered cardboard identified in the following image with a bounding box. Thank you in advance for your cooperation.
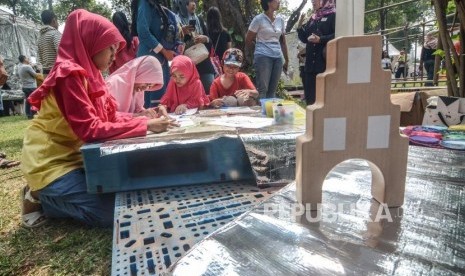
[170,146,465,275]
[97,116,305,187]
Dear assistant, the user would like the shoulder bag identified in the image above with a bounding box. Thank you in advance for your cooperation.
[210,33,223,76]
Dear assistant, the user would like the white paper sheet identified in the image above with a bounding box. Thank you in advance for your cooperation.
[206,116,274,129]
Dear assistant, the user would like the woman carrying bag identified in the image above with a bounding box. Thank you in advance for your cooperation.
[131,0,182,107]
[174,0,216,94]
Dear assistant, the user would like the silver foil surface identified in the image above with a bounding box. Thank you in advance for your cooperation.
[97,117,305,187]
[170,146,465,275]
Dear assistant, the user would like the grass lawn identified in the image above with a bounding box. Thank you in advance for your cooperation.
[0,116,112,276]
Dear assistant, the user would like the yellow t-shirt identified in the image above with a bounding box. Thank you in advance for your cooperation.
[21,90,84,191]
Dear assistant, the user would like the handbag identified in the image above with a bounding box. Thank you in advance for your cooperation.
[210,34,223,76]
[184,43,209,65]
[422,96,465,127]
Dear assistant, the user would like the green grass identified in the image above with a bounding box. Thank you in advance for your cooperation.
[0,116,112,276]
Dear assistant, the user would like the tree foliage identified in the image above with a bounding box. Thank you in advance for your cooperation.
[433,0,465,97]
[364,0,433,52]
[54,0,112,21]
[0,0,112,21]
[0,0,50,22]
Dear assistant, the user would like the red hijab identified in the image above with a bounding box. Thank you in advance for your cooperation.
[160,55,210,111]
[29,9,126,109]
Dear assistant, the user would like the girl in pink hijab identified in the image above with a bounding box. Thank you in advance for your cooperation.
[161,55,210,114]
[21,9,177,228]
[106,55,169,118]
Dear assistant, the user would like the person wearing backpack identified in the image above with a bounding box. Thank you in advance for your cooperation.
[131,0,183,108]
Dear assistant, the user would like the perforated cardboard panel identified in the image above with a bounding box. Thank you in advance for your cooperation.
[112,182,274,275]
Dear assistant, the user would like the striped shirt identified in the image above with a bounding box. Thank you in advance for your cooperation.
[37,26,62,71]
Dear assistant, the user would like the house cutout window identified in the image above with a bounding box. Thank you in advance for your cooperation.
[324,117,347,151]
[367,115,391,149]
[348,47,372,84]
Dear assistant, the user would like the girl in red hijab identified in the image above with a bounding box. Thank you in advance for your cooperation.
[21,9,177,228]
[160,55,210,114]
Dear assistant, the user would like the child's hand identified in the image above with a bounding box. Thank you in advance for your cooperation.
[234,90,249,99]
[175,104,187,115]
[147,118,179,133]
[210,99,224,108]
[155,105,171,119]
[235,89,258,100]
[138,108,158,118]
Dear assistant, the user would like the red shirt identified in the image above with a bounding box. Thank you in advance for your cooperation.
[209,72,256,100]
[54,75,147,142]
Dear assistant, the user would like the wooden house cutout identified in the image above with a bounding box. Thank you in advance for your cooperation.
[296,35,409,210]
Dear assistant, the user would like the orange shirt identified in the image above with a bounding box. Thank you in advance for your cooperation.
[209,72,256,100]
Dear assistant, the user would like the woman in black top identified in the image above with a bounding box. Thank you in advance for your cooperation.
[207,7,232,63]
[297,0,335,105]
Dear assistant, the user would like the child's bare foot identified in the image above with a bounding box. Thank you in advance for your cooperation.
[21,186,48,228]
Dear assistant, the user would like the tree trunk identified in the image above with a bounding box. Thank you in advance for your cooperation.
[243,0,255,23]
[454,0,465,97]
[379,0,387,51]
[285,0,307,33]
[433,0,459,96]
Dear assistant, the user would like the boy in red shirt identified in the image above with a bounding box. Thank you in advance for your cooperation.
[209,48,259,108]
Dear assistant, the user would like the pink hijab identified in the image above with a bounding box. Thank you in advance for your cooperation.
[160,55,210,112]
[311,0,336,22]
[28,9,126,109]
[106,56,163,113]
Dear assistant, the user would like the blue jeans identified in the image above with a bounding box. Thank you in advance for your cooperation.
[22,88,36,119]
[145,57,170,108]
[199,73,214,95]
[424,59,435,86]
[39,168,115,227]
[254,55,283,99]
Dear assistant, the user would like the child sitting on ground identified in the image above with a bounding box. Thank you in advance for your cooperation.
[160,55,210,114]
[20,9,178,228]
[106,55,169,118]
[209,48,259,108]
